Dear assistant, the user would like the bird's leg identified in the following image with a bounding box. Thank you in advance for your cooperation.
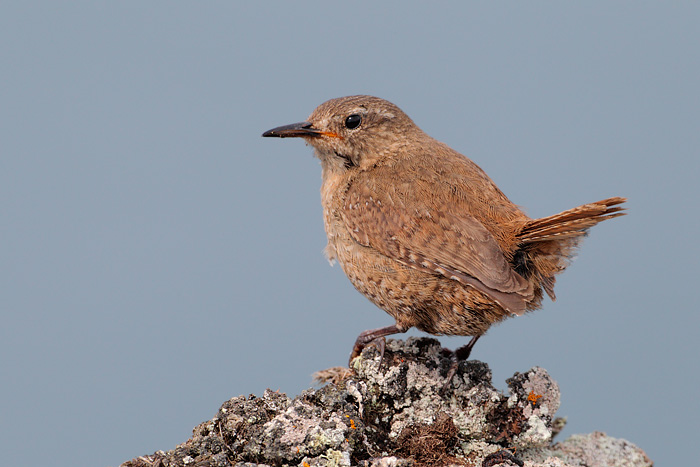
[454,335,481,361]
[349,324,405,365]
[443,335,481,391]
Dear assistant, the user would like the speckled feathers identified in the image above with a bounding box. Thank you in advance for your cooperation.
[263,95,626,341]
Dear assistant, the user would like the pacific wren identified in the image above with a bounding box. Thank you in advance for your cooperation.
[263,95,625,367]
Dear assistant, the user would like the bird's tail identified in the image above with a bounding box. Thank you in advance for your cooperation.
[515,197,626,301]
[518,197,626,244]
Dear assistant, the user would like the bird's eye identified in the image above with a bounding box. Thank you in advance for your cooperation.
[345,114,362,130]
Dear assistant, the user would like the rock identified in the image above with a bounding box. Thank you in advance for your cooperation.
[120,338,651,467]
[549,431,654,467]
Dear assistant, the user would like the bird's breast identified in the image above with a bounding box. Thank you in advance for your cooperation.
[319,168,352,265]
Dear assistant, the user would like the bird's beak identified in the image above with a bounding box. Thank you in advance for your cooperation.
[262,121,322,138]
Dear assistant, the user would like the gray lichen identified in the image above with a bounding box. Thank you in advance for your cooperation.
[121,337,651,467]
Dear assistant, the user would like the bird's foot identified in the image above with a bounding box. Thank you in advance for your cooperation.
[348,324,404,366]
[349,336,386,366]
[441,335,481,394]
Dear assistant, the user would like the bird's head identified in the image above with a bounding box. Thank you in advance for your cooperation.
[263,95,422,171]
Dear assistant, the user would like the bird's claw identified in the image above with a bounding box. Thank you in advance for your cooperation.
[349,336,387,366]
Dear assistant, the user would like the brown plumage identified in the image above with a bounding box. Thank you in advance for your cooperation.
[262,95,626,367]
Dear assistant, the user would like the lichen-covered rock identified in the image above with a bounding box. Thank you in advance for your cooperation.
[549,431,654,467]
[120,338,651,467]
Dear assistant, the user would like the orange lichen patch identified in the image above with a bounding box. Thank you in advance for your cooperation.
[527,391,543,406]
[344,414,357,429]
[303,462,310,467]
[321,131,343,139]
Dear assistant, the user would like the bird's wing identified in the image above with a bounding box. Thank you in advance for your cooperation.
[340,174,533,315]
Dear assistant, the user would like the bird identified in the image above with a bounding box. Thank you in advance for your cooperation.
[262,95,625,373]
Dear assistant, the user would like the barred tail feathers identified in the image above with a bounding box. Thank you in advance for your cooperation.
[516,197,626,302]
[518,197,626,244]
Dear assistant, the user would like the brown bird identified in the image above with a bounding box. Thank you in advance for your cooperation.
[262,95,625,372]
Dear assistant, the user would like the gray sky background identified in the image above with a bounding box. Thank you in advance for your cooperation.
[2,3,698,466]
